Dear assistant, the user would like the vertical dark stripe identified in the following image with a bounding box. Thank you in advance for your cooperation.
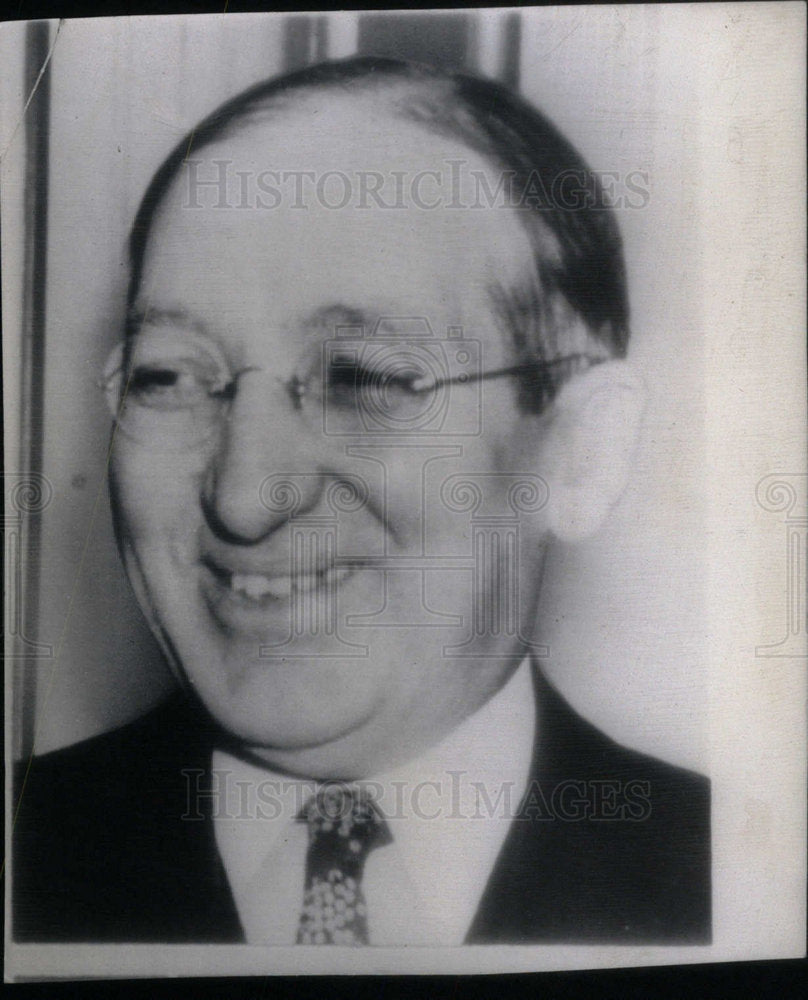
[500,11,521,90]
[313,16,328,63]
[465,15,480,74]
[357,13,470,71]
[18,19,53,758]
[283,16,313,72]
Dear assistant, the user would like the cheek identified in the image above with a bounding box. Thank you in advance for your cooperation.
[110,442,208,542]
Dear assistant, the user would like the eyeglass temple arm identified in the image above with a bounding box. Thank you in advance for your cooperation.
[413,353,605,394]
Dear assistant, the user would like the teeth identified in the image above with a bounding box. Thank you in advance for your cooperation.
[229,567,352,601]
[231,573,290,599]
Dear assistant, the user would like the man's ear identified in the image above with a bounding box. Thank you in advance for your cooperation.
[541,360,646,543]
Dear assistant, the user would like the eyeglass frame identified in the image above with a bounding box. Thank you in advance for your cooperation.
[99,343,607,443]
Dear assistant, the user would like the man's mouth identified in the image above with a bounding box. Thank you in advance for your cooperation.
[201,555,353,603]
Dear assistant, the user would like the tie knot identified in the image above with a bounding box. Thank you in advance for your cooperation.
[300,784,391,857]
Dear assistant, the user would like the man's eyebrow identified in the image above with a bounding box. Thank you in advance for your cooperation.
[128,303,395,338]
[126,306,212,337]
[304,304,372,335]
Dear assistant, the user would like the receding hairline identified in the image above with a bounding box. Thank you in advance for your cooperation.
[127,56,630,359]
[206,69,463,137]
[165,75,538,198]
[131,67,564,293]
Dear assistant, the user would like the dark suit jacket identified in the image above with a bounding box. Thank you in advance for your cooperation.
[13,670,710,944]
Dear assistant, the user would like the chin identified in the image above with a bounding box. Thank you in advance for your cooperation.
[174,634,383,754]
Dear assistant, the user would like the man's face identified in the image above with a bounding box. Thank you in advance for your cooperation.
[110,95,555,777]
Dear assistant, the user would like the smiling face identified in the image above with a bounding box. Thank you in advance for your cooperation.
[110,93,560,778]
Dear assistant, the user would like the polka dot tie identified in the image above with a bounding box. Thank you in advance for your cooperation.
[296,784,391,945]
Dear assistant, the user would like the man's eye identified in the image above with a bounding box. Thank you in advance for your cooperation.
[327,363,421,395]
[130,367,181,391]
[127,365,226,410]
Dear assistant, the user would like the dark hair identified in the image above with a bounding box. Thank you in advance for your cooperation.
[128,56,629,364]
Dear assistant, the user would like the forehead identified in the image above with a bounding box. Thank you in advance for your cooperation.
[138,91,534,340]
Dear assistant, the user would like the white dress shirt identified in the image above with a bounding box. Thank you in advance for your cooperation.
[212,658,536,945]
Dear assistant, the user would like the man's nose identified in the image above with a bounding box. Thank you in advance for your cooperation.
[201,377,324,544]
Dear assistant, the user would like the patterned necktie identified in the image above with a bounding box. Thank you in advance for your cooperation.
[296,784,392,945]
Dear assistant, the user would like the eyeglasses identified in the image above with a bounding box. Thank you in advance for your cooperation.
[99,325,605,449]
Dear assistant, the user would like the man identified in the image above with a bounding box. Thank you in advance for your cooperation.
[14,57,710,945]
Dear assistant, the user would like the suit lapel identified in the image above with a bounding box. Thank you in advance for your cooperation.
[131,694,246,942]
[466,666,630,943]
[466,666,565,942]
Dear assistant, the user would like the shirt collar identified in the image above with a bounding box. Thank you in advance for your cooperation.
[365,656,536,937]
[212,657,536,942]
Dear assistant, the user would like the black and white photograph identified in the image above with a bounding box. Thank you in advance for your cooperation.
[2,4,805,980]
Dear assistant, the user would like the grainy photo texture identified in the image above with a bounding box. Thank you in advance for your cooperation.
[2,4,805,981]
